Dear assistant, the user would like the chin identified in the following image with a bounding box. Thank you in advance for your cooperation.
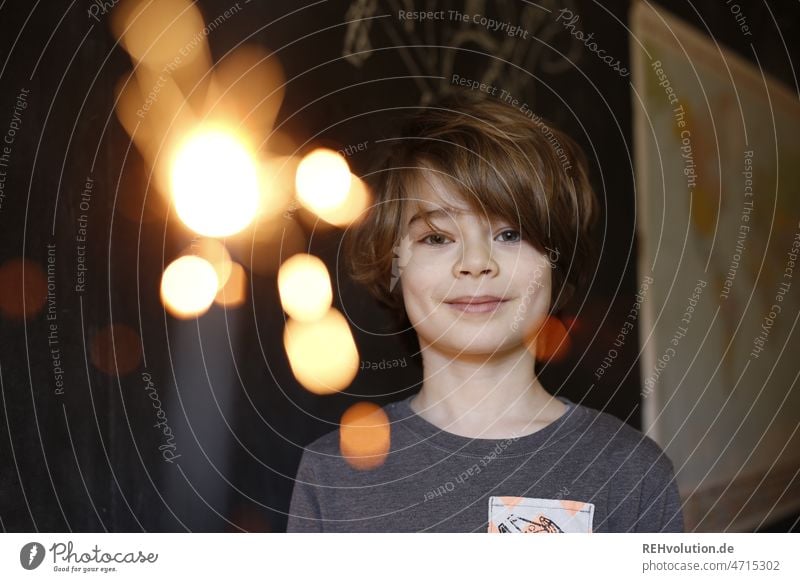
[427,331,526,357]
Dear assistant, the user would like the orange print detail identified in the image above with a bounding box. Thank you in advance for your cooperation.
[499,496,524,510]
[559,499,586,516]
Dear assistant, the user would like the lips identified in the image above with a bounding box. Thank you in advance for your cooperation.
[445,295,510,314]
[445,295,507,305]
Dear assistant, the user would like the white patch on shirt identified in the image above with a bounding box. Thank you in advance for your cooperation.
[488,496,595,533]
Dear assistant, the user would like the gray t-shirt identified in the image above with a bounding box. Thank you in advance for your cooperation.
[287,394,684,532]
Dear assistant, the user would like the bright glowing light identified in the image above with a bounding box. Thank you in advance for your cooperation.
[313,174,371,227]
[115,72,197,198]
[340,402,391,471]
[295,149,352,212]
[277,253,332,322]
[283,308,359,395]
[160,256,219,318]
[170,128,260,237]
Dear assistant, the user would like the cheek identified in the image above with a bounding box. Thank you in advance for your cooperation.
[400,256,441,293]
[515,263,552,306]
[399,265,430,314]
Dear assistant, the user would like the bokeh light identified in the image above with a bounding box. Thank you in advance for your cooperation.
[277,253,332,322]
[111,0,209,70]
[0,259,47,320]
[170,127,260,237]
[340,402,391,471]
[114,72,197,197]
[111,0,212,116]
[184,238,233,290]
[214,262,247,308]
[527,315,572,363]
[295,149,352,213]
[283,308,359,395]
[160,255,219,318]
[204,45,285,141]
[311,174,371,228]
[89,324,142,376]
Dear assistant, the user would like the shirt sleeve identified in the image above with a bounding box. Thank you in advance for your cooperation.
[286,449,324,532]
[635,456,685,533]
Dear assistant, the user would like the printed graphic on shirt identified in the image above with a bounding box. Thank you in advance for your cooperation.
[488,496,595,533]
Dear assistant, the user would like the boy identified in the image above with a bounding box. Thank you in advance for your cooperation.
[287,97,684,532]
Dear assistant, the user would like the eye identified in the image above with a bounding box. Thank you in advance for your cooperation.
[495,229,521,243]
[419,232,452,246]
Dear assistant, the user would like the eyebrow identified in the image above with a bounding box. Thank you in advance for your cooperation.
[406,207,466,228]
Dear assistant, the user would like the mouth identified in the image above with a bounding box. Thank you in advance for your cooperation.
[444,296,511,314]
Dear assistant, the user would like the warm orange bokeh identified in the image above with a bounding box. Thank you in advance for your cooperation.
[160,255,218,318]
[277,253,332,322]
[184,238,233,290]
[215,262,247,308]
[0,259,48,320]
[283,308,359,395]
[89,323,143,376]
[340,402,391,471]
[526,315,572,363]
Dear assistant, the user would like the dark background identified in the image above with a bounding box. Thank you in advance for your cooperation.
[0,0,797,532]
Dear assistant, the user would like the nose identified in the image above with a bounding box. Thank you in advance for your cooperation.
[454,234,498,278]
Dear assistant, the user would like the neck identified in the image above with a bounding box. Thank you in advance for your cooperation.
[410,341,566,439]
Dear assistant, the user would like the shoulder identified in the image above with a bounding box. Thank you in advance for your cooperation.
[302,426,341,461]
[573,402,675,476]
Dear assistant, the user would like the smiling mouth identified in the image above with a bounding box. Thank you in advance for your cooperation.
[445,298,510,314]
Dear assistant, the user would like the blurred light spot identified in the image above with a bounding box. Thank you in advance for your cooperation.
[170,128,260,237]
[283,308,359,395]
[278,254,332,322]
[312,174,371,228]
[561,314,578,331]
[204,45,285,140]
[229,503,271,532]
[184,238,232,289]
[160,255,218,318]
[111,0,208,70]
[295,149,351,213]
[215,262,247,308]
[528,316,571,362]
[114,72,197,197]
[340,402,390,471]
[0,259,47,320]
[89,324,142,376]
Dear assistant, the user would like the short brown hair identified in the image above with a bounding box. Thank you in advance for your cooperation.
[344,96,598,323]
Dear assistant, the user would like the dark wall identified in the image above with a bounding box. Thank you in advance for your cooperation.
[0,0,797,532]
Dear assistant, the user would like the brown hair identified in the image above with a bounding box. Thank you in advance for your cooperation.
[344,95,598,323]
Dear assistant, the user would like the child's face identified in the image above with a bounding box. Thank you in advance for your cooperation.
[397,170,552,358]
